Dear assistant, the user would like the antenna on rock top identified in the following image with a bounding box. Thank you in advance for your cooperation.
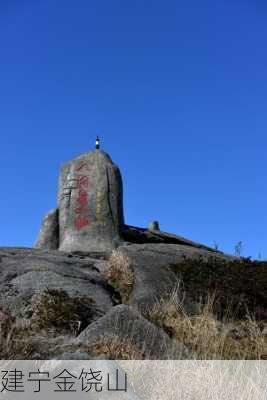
[95,136,100,150]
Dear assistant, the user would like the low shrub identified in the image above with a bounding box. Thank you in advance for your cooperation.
[168,257,267,319]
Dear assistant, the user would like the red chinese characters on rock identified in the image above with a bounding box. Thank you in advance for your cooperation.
[75,216,89,231]
[74,165,91,231]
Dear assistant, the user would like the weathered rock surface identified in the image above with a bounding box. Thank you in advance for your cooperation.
[58,150,124,253]
[0,247,115,320]
[118,243,235,310]
[122,224,219,252]
[0,245,266,360]
[34,149,224,256]
[34,208,59,250]
[148,220,160,232]
[77,304,192,359]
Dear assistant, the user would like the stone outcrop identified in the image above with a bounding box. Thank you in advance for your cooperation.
[77,304,192,359]
[58,150,124,253]
[118,242,233,310]
[0,247,116,321]
[34,147,222,255]
[35,149,125,253]
[34,208,59,250]
[0,246,266,360]
[148,220,160,231]
[121,224,218,252]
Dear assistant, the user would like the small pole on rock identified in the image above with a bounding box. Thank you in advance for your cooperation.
[95,136,100,150]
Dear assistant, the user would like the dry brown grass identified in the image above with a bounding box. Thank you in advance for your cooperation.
[0,289,96,359]
[105,250,134,303]
[89,335,145,360]
[147,288,267,360]
[31,288,95,334]
[0,307,36,358]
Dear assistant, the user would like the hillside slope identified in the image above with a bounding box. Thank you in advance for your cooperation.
[0,244,266,360]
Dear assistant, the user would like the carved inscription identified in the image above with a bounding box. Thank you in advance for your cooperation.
[95,190,106,225]
[74,164,91,230]
[62,162,110,230]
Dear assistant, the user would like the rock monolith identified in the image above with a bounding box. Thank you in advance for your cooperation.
[58,149,124,252]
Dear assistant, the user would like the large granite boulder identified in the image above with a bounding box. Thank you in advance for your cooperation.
[77,304,192,359]
[0,247,116,321]
[58,150,124,252]
[118,243,235,311]
[34,208,59,250]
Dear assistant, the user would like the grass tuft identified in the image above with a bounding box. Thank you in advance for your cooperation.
[0,307,36,359]
[105,251,134,303]
[89,335,145,360]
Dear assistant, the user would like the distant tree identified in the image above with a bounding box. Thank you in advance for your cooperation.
[213,241,219,251]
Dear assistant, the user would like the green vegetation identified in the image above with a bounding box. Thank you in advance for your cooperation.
[168,256,267,319]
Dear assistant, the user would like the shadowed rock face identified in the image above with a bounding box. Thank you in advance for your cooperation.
[34,208,59,250]
[58,150,124,253]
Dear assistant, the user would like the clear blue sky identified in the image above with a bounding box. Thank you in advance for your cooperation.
[1,0,267,259]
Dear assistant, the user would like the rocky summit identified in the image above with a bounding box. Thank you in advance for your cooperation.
[34,147,217,255]
[35,149,124,253]
[1,145,266,360]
